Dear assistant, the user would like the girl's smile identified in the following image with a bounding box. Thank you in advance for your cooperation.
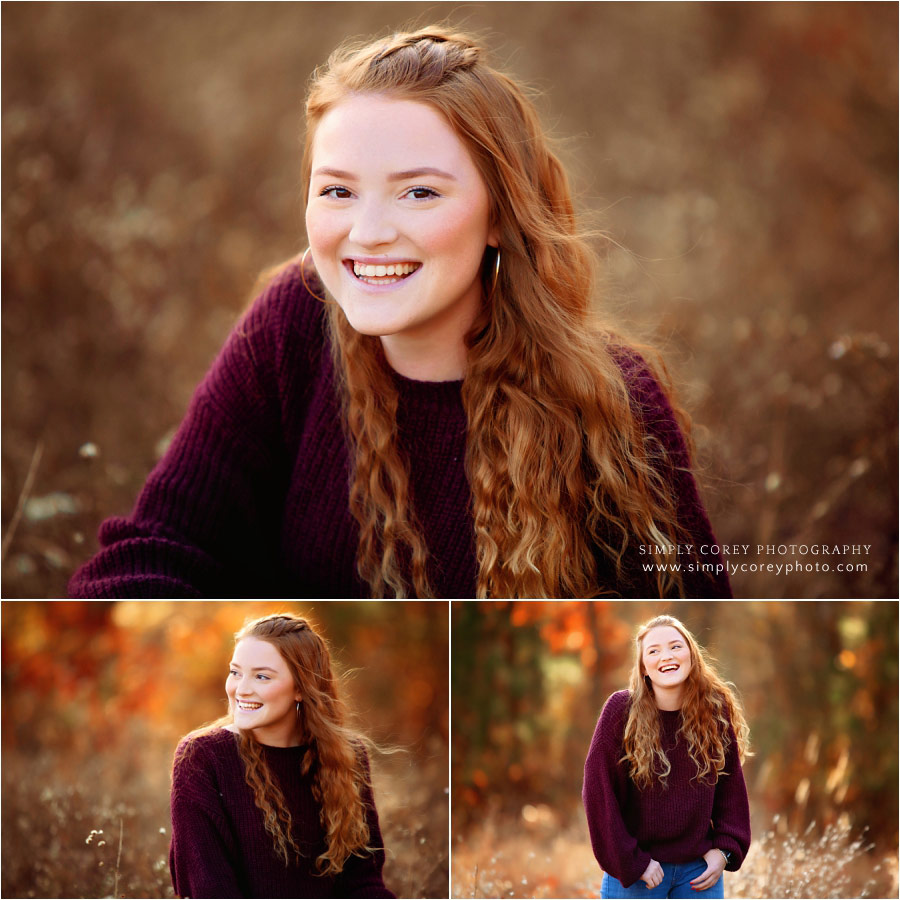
[347,258,422,286]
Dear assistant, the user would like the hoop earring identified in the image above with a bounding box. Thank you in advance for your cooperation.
[300,247,326,302]
[487,247,501,301]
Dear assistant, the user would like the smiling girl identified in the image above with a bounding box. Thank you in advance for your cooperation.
[69,26,732,599]
[169,613,394,898]
[583,615,751,898]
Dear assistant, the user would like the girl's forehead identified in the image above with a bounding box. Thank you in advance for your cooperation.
[310,94,473,174]
[642,625,685,648]
[233,637,288,667]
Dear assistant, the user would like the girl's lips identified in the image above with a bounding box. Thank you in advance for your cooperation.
[659,664,680,673]
[236,701,263,710]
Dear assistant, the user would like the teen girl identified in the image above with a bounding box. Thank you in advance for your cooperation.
[69,26,732,599]
[583,615,751,898]
[169,613,394,898]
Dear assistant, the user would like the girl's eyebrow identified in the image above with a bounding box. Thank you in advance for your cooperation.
[644,640,683,650]
[389,167,457,181]
[311,166,457,181]
[312,167,356,180]
[229,663,278,672]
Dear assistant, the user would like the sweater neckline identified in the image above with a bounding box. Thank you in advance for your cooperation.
[392,368,464,416]
[223,727,309,752]
[258,741,309,753]
[393,368,462,392]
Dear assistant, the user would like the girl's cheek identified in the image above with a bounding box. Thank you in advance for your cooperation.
[306,209,344,244]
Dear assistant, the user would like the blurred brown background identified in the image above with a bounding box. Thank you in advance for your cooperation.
[1,600,448,898]
[2,3,897,599]
[451,600,898,898]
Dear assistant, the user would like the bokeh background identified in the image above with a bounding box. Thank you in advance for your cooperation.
[451,600,898,899]
[2,3,897,599]
[1,600,449,899]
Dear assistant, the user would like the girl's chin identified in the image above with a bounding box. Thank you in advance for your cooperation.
[338,308,409,338]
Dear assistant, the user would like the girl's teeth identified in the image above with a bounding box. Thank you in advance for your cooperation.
[353,262,419,278]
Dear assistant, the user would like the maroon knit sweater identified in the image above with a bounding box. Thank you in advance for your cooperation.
[169,729,394,899]
[67,263,731,598]
[582,690,751,889]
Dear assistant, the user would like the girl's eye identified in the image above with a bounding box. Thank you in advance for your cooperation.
[320,186,353,199]
[229,670,239,677]
[403,186,440,200]
[256,674,270,680]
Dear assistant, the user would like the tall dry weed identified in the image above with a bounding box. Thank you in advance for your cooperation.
[730,815,897,900]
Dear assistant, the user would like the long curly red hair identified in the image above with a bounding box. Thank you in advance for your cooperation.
[622,614,752,789]
[299,25,695,598]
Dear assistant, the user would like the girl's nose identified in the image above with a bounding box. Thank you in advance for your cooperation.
[348,200,398,248]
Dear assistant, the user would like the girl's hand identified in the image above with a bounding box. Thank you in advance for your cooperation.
[640,859,664,889]
[689,849,727,892]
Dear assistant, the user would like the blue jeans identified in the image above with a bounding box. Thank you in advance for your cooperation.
[601,859,724,898]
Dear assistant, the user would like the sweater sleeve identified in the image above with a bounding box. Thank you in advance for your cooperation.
[582,692,652,889]
[617,350,733,598]
[332,749,395,899]
[710,724,752,870]
[169,739,244,899]
[68,266,314,598]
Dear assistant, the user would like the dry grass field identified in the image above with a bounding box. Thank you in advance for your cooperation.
[1,741,447,899]
[450,812,898,899]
